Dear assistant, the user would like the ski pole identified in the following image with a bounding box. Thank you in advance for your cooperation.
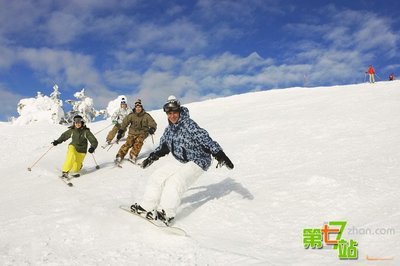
[107,143,114,151]
[151,134,154,144]
[27,145,54,171]
[107,139,119,151]
[375,73,381,81]
[91,153,100,169]
[94,123,113,135]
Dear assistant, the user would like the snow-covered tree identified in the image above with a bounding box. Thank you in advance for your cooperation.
[50,84,62,106]
[62,88,105,124]
[13,88,64,125]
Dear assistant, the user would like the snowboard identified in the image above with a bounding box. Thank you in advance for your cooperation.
[119,205,187,236]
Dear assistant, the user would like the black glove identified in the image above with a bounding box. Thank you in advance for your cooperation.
[51,140,60,146]
[88,147,95,153]
[141,152,159,169]
[148,127,155,135]
[213,150,234,169]
[116,129,124,140]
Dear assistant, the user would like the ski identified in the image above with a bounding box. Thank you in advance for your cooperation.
[119,205,187,236]
[101,142,111,149]
[59,176,73,187]
[101,140,119,150]
[114,158,123,168]
[113,158,141,168]
[126,158,142,167]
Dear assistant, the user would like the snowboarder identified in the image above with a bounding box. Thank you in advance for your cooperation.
[366,65,375,83]
[51,115,98,178]
[131,96,234,225]
[105,98,131,145]
[114,99,157,164]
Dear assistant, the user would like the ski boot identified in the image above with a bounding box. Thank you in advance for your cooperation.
[114,156,122,166]
[127,155,137,164]
[156,209,174,226]
[61,171,69,178]
[130,203,153,220]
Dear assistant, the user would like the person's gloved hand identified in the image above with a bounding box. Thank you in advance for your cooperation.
[112,120,118,125]
[141,153,159,169]
[51,140,60,146]
[213,150,234,169]
[116,129,124,140]
[88,147,96,153]
[148,127,155,134]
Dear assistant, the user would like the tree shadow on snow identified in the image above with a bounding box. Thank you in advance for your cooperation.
[178,177,254,220]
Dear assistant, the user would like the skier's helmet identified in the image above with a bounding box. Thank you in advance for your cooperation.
[73,115,84,124]
[163,96,180,113]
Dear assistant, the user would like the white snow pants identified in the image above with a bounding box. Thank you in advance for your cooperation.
[141,160,204,218]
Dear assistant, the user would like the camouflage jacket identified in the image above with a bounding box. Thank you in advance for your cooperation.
[154,106,222,171]
[120,110,157,137]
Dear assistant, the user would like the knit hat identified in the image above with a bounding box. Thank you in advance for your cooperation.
[120,97,127,104]
[134,99,142,107]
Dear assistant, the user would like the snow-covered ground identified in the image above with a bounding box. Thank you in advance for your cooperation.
[0,81,399,265]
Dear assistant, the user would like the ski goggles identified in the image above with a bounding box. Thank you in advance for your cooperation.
[74,117,83,123]
[163,101,180,113]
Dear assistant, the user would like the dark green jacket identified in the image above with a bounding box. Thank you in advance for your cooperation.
[56,125,98,153]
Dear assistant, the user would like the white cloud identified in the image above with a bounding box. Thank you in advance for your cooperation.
[104,69,142,87]
[112,50,146,67]
[149,54,183,71]
[46,12,87,44]
[16,48,100,85]
[0,0,49,36]
[126,19,208,54]
[332,10,398,53]
[0,45,15,69]
[0,84,22,120]
[182,52,269,77]
[196,0,283,22]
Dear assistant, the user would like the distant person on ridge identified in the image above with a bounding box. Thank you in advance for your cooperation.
[389,73,395,81]
[114,99,157,164]
[51,115,98,178]
[104,98,131,146]
[366,65,375,83]
[130,96,234,226]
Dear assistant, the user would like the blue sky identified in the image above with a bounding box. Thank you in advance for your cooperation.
[1,0,399,121]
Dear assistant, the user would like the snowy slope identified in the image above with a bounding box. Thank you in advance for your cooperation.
[0,81,399,265]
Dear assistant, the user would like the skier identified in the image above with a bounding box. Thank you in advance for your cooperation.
[51,115,98,178]
[131,96,234,225]
[105,98,131,145]
[366,65,375,83]
[389,73,395,81]
[114,99,157,164]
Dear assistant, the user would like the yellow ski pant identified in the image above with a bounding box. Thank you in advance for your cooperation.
[62,145,86,173]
